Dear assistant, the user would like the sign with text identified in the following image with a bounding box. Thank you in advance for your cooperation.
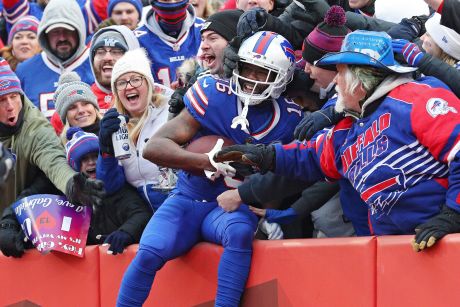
[12,194,92,257]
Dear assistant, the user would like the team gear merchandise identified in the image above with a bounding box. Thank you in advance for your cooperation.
[134,6,203,88]
[273,76,460,235]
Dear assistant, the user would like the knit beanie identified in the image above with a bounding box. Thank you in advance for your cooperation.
[201,9,244,42]
[425,13,460,60]
[0,58,23,96]
[111,48,154,95]
[107,0,143,19]
[8,16,39,45]
[65,127,100,171]
[302,6,350,67]
[54,72,99,124]
[90,30,129,62]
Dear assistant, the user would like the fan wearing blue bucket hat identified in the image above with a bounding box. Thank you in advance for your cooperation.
[215,29,460,252]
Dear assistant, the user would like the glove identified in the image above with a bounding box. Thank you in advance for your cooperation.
[205,139,236,180]
[237,8,268,38]
[215,144,275,175]
[392,39,424,67]
[412,205,460,252]
[265,207,298,224]
[168,87,187,116]
[103,230,133,255]
[297,0,330,24]
[259,219,284,240]
[65,173,105,207]
[223,36,244,79]
[387,15,428,40]
[0,218,25,258]
[0,142,14,184]
[294,106,344,141]
[99,108,128,154]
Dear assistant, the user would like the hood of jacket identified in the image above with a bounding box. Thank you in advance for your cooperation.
[89,25,141,90]
[38,0,87,68]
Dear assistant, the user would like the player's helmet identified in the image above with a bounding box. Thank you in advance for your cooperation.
[230,31,296,105]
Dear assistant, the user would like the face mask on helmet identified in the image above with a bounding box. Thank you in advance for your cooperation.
[230,31,295,105]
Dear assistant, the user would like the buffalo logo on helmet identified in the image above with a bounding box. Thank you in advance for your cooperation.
[426,98,458,118]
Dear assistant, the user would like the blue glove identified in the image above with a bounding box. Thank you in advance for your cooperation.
[392,39,424,67]
[99,108,128,154]
[265,207,298,224]
[294,106,343,141]
[237,7,268,38]
[103,230,133,255]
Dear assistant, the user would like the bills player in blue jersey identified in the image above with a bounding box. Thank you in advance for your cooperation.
[116,31,302,306]
[134,0,203,88]
[216,30,460,252]
[14,0,94,119]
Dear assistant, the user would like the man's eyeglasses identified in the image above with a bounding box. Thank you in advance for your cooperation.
[115,76,145,91]
[94,47,124,58]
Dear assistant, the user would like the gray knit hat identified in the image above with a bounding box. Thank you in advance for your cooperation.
[54,72,98,124]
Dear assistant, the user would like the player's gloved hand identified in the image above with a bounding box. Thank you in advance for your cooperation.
[237,8,269,38]
[215,144,275,175]
[0,218,25,258]
[265,208,298,224]
[103,230,133,255]
[223,36,244,79]
[99,108,128,155]
[205,139,236,180]
[259,218,284,240]
[392,39,424,67]
[412,205,460,252]
[65,173,105,207]
[0,143,14,184]
[294,106,344,141]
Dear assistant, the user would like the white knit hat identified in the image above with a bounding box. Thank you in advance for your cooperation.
[111,48,155,95]
[425,13,460,60]
[374,0,429,24]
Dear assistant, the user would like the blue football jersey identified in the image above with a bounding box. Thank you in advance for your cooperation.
[16,50,94,119]
[134,16,203,88]
[177,75,303,201]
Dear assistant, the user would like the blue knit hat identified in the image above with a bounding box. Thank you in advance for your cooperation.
[65,127,100,171]
[107,0,143,19]
[0,58,23,96]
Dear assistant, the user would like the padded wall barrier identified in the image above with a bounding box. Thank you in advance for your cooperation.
[1,235,459,307]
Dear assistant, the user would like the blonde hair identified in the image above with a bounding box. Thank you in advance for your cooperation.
[113,75,166,144]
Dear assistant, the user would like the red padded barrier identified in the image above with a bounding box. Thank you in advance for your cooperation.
[377,234,460,307]
[100,238,376,307]
[0,246,100,307]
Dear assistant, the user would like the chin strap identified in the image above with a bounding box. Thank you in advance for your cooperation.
[231,98,250,133]
[204,139,236,181]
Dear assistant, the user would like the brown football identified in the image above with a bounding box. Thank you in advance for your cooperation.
[184,135,235,176]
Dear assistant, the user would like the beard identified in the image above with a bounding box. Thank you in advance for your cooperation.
[334,85,346,113]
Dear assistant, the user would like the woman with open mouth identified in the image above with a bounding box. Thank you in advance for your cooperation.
[96,48,175,212]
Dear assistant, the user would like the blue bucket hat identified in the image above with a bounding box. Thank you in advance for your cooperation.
[316,30,418,74]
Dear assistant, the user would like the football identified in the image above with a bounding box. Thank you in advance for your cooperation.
[184,135,234,176]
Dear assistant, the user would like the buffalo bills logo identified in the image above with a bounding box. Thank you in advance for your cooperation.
[426,98,457,118]
[0,80,11,90]
[280,40,295,63]
[68,89,84,97]
[122,143,130,151]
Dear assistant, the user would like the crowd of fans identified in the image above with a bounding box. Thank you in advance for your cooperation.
[0,0,460,305]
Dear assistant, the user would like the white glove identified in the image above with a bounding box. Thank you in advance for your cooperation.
[204,138,236,181]
[259,218,284,240]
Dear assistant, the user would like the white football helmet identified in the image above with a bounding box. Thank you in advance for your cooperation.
[230,31,296,105]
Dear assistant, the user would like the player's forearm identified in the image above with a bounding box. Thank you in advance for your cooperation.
[143,138,212,172]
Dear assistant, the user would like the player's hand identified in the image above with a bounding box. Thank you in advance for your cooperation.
[217,189,243,212]
[205,139,236,180]
[215,144,275,174]
[412,205,460,252]
[258,219,284,240]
